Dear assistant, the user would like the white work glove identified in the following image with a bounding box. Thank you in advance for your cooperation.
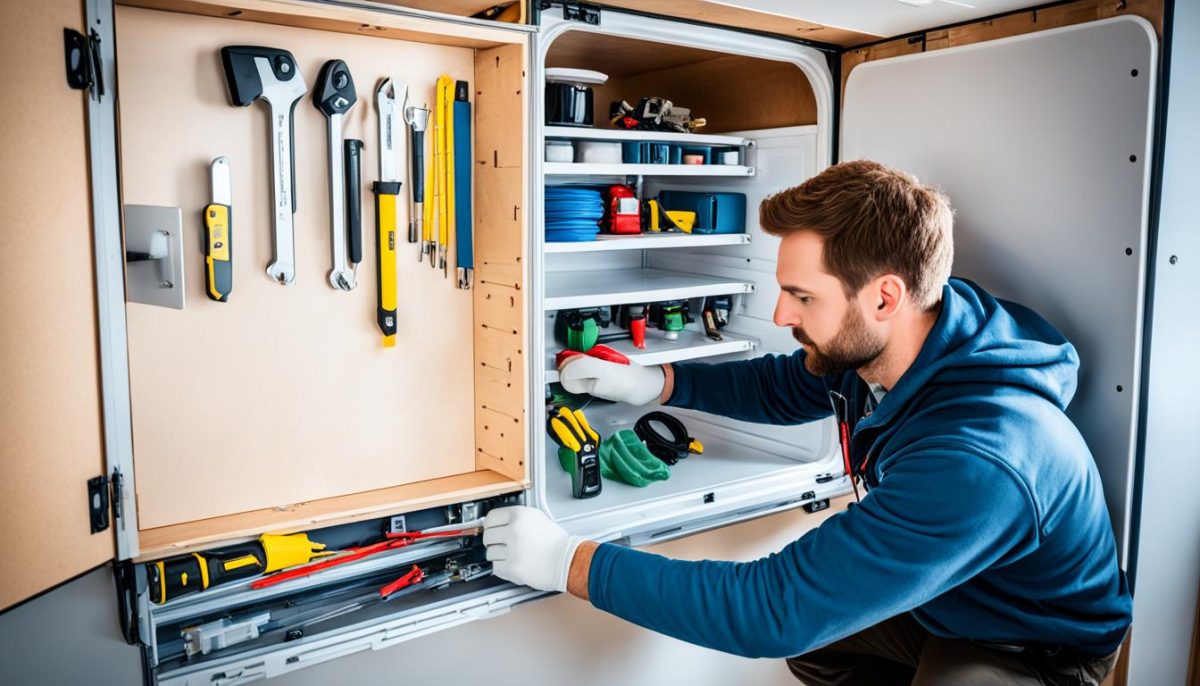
[558,355,665,405]
[483,506,585,593]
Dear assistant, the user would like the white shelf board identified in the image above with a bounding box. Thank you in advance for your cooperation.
[542,403,824,522]
[544,162,754,177]
[544,125,749,147]
[544,233,749,254]
[545,329,757,383]
[544,268,754,311]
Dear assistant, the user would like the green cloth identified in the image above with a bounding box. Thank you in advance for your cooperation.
[599,430,669,487]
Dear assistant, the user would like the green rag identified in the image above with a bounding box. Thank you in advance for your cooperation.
[599,430,670,487]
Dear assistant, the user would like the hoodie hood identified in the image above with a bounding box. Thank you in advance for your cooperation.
[866,278,1080,429]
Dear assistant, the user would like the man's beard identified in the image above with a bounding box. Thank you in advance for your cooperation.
[793,303,885,376]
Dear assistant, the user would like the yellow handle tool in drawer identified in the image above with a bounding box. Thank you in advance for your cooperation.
[148,532,328,604]
[203,156,233,302]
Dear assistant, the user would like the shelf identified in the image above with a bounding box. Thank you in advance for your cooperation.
[544,268,754,311]
[544,233,750,253]
[542,403,826,522]
[545,328,758,383]
[544,162,754,177]
[544,126,750,147]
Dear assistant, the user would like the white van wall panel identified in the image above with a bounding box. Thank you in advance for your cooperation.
[841,17,1157,564]
[1125,1,1200,682]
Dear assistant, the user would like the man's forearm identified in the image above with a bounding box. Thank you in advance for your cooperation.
[567,540,599,600]
[658,364,675,405]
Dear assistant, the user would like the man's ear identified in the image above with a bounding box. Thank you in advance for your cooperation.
[874,274,906,321]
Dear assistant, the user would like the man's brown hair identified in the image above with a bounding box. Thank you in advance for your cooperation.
[760,159,954,311]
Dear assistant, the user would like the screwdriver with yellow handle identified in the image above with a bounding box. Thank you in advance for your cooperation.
[203,156,233,302]
[547,406,602,499]
[147,532,330,605]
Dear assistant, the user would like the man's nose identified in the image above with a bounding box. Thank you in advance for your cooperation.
[773,293,796,328]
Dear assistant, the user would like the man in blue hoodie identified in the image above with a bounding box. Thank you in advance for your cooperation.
[483,160,1131,684]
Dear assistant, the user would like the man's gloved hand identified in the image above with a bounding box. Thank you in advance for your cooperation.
[558,355,665,406]
[483,506,586,593]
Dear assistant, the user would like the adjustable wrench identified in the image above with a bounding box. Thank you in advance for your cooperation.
[314,59,359,291]
[220,46,307,285]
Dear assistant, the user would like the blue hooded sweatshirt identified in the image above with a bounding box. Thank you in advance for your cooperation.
[587,278,1132,658]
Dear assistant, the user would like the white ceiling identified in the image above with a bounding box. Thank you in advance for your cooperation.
[721,0,1044,38]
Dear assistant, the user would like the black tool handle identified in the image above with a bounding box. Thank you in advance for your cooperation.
[410,129,425,201]
[312,59,357,117]
[148,541,266,604]
[345,139,364,266]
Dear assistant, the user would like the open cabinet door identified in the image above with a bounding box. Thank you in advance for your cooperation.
[840,16,1158,567]
[0,0,117,610]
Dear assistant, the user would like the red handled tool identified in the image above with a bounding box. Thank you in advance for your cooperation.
[828,391,860,502]
[250,528,478,590]
[379,564,425,598]
[555,344,630,368]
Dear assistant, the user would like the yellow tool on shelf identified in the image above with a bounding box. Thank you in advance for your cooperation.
[147,532,330,604]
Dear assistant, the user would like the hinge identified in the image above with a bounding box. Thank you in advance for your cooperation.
[62,27,105,100]
[87,474,111,533]
[87,468,123,534]
[545,1,600,25]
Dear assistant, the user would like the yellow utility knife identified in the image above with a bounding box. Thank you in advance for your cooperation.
[203,156,233,302]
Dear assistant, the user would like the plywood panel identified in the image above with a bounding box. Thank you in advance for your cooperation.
[0,0,116,611]
[473,44,527,482]
[118,0,525,49]
[117,6,488,528]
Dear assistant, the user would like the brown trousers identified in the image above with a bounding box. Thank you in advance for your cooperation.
[786,613,1120,686]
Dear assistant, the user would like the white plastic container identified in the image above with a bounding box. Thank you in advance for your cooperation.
[545,140,575,162]
[574,140,623,164]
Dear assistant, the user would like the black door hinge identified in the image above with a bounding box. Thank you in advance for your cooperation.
[87,469,123,534]
[63,27,105,100]
[542,1,600,25]
[87,474,110,533]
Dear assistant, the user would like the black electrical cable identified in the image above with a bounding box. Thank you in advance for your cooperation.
[634,411,694,466]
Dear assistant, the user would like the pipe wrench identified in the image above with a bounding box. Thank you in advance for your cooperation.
[374,79,406,347]
[220,46,307,285]
[314,59,359,291]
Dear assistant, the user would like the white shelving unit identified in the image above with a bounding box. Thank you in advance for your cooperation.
[545,162,754,177]
[544,268,754,311]
[545,329,758,383]
[544,233,750,253]
[544,125,751,147]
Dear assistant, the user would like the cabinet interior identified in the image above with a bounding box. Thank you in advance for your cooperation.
[114,0,528,560]
[545,30,818,133]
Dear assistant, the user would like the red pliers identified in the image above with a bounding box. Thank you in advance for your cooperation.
[250,528,479,590]
[379,565,426,599]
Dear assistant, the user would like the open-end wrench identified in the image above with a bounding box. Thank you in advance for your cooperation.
[314,59,358,291]
[220,46,307,285]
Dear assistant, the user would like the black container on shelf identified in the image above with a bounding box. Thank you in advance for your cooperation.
[546,81,594,127]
